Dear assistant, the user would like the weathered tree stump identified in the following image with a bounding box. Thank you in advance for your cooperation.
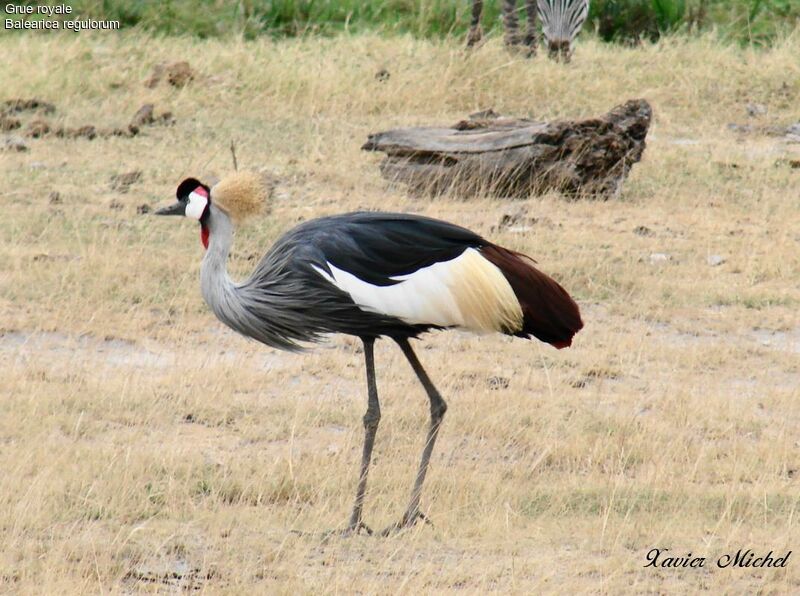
[362,99,651,199]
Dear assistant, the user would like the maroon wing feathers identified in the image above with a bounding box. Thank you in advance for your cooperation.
[480,245,583,348]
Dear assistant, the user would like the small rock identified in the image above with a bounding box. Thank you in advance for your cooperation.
[649,252,671,264]
[633,225,654,237]
[707,254,726,267]
[167,62,194,87]
[130,104,155,128]
[746,103,767,117]
[487,376,510,390]
[375,68,390,82]
[110,170,143,193]
[48,191,62,204]
[1,135,28,152]
[136,204,151,214]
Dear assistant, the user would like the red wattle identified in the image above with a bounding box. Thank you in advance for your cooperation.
[201,226,209,249]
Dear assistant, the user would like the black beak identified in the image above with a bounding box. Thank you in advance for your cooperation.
[154,201,185,216]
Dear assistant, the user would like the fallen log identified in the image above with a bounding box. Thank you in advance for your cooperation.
[362,99,651,198]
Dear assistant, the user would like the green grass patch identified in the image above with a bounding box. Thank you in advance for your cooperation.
[3,0,797,45]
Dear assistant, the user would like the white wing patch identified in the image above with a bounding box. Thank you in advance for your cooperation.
[313,248,523,333]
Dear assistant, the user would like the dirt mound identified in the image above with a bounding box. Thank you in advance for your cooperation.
[109,170,143,193]
[1,98,175,143]
[1,98,55,115]
[144,61,196,88]
[127,103,174,135]
[0,115,21,132]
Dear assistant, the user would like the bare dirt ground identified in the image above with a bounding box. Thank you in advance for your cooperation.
[1,33,799,593]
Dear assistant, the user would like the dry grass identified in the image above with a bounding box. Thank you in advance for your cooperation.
[1,31,799,593]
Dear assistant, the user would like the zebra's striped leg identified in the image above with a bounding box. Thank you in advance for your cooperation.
[562,42,573,63]
[523,0,538,56]
[502,0,521,48]
[466,0,484,47]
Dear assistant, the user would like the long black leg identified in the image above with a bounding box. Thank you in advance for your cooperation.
[383,338,447,534]
[346,338,380,534]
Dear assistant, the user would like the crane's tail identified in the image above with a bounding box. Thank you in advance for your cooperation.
[480,245,583,348]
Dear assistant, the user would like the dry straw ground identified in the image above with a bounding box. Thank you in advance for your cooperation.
[1,31,799,593]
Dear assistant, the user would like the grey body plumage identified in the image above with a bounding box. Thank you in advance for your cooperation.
[200,205,451,352]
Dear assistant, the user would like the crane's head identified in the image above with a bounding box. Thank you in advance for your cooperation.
[155,171,270,248]
[155,177,211,219]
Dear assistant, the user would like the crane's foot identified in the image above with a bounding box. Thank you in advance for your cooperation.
[379,509,433,537]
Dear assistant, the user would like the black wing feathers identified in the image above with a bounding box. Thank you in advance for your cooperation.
[299,212,485,286]
[238,211,582,348]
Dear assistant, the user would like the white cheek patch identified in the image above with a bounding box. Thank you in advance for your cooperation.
[185,190,208,220]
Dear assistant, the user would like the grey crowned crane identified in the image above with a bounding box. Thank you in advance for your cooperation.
[155,172,583,535]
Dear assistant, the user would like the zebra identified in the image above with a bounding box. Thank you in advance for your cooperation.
[467,0,590,62]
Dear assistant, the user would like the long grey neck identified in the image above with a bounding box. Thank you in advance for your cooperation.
[197,205,310,352]
[200,205,238,319]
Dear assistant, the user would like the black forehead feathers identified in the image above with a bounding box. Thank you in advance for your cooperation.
[176,177,207,200]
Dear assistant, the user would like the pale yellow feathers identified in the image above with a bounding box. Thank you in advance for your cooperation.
[447,249,524,334]
[210,171,271,222]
